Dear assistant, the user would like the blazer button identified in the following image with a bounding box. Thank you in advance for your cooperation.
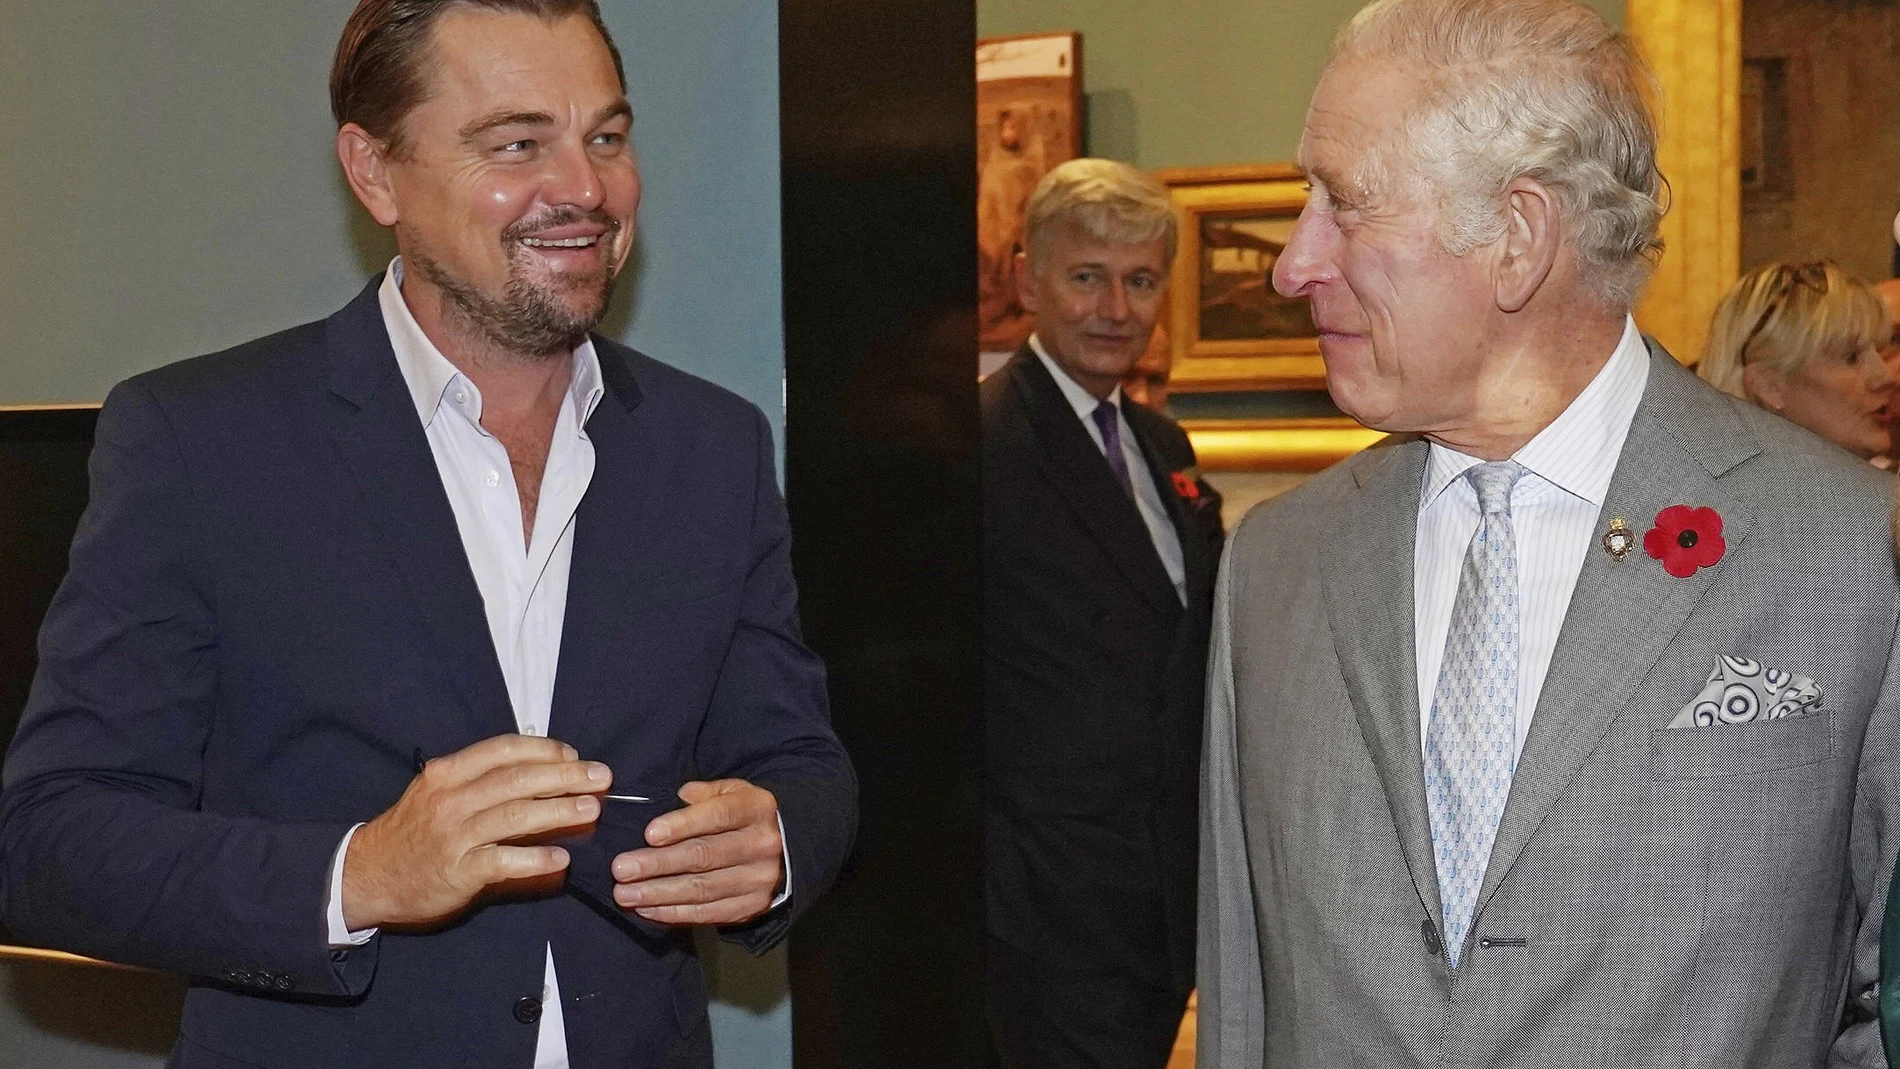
[513,996,542,1024]
[274,974,295,991]
[1421,919,1442,957]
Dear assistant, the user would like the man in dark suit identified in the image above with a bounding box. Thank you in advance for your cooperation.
[0,3,854,1067]
[981,158,1223,1069]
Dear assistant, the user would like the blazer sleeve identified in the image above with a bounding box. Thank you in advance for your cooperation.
[1834,611,1900,1067]
[0,380,373,997]
[695,405,857,955]
[1197,539,1265,1068]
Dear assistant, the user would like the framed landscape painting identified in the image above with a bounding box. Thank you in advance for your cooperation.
[1157,163,1325,392]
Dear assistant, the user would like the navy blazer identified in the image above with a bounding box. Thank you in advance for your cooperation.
[0,279,856,1069]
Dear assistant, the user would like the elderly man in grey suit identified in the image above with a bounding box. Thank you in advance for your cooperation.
[1198,0,1900,1065]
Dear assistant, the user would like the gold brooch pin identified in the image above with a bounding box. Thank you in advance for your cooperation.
[1601,517,1633,562]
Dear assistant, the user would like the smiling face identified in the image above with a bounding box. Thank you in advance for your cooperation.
[351,7,640,359]
[1018,225,1169,399]
[1272,59,1504,433]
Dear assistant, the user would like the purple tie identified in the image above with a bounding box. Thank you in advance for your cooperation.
[1091,400,1135,498]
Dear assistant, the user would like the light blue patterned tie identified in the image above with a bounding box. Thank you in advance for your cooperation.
[1425,460,1523,970]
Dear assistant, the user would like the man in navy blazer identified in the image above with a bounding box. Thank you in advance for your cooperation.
[0,2,855,1066]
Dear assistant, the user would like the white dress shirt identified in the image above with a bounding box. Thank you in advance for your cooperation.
[1414,317,1649,759]
[319,259,784,1067]
[1029,336,1187,604]
[320,258,602,1067]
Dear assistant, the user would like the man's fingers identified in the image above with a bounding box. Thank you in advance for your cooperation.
[466,843,572,885]
[646,780,773,846]
[421,733,583,788]
[464,793,600,849]
[612,822,780,882]
[626,894,775,928]
[611,860,779,910]
[461,758,611,811]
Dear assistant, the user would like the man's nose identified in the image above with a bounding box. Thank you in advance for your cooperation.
[1097,281,1131,322]
[543,139,606,210]
[1273,204,1328,298]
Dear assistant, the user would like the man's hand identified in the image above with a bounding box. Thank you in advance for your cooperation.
[610,779,783,926]
[341,734,611,930]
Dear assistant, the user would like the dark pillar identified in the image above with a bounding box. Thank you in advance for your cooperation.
[779,1,983,1065]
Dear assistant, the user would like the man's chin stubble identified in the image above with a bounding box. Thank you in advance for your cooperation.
[414,253,616,362]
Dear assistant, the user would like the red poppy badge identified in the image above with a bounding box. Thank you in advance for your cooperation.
[1643,505,1725,578]
[1170,470,1202,502]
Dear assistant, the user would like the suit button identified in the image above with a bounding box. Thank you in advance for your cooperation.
[1421,919,1442,957]
[274,975,294,991]
[513,996,542,1024]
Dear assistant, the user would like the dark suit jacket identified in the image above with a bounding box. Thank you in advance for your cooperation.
[0,279,856,1069]
[980,347,1222,995]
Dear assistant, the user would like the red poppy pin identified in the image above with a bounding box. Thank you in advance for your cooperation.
[1643,505,1725,578]
[1170,470,1202,502]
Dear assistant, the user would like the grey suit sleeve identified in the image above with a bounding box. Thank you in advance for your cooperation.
[1198,544,1265,1068]
[1831,608,1900,1068]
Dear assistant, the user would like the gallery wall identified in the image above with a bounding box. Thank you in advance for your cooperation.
[978,0,1625,173]
[0,1,792,1066]
[977,0,1624,436]
[1742,0,1900,283]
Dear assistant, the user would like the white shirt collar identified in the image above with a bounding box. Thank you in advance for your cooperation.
[377,257,605,433]
[1029,333,1125,420]
[1422,315,1649,511]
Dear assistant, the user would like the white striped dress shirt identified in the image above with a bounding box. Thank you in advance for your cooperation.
[1415,317,1649,759]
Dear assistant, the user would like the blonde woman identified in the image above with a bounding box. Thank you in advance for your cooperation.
[1699,260,1897,461]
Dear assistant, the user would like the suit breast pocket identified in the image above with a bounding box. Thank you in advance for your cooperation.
[1649,709,1834,780]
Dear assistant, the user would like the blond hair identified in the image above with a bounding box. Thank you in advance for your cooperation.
[1331,0,1665,310]
[1698,261,1888,400]
[1023,158,1177,272]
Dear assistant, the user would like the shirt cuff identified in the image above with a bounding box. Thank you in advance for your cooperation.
[769,811,792,910]
[325,823,379,948]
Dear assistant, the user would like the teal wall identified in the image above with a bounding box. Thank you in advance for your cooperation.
[0,1,789,1065]
[978,0,1624,172]
[0,1,788,449]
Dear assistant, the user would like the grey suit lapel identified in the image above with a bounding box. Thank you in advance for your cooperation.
[1321,435,1444,925]
[1471,345,1760,931]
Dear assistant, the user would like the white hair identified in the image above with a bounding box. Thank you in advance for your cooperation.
[1332,0,1667,310]
[1024,158,1178,272]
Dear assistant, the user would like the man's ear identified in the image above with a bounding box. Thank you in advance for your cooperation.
[1742,362,1787,411]
[1013,251,1039,315]
[337,123,401,228]
[1494,177,1561,314]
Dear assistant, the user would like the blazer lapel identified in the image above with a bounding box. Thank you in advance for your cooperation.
[1011,351,1179,615]
[1472,347,1759,921]
[1321,436,1443,925]
[319,279,515,741]
[545,345,665,745]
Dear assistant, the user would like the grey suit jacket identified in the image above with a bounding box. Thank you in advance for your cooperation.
[1198,345,1900,1068]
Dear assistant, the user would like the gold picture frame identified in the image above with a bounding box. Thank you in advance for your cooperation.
[1183,418,1387,473]
[1157,163,1324,393]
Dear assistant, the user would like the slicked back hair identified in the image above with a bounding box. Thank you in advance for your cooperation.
[330,0,625,157]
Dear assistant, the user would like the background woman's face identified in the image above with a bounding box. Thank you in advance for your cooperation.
[1771,344,1897,459]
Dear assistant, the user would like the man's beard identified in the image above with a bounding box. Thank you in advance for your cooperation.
[411,212,622,361]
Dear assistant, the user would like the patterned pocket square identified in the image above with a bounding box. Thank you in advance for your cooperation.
[1668,655,1823,728]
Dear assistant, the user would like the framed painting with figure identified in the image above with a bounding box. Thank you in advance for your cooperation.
[976,31,1082,357]
[1158,164,1325,392]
